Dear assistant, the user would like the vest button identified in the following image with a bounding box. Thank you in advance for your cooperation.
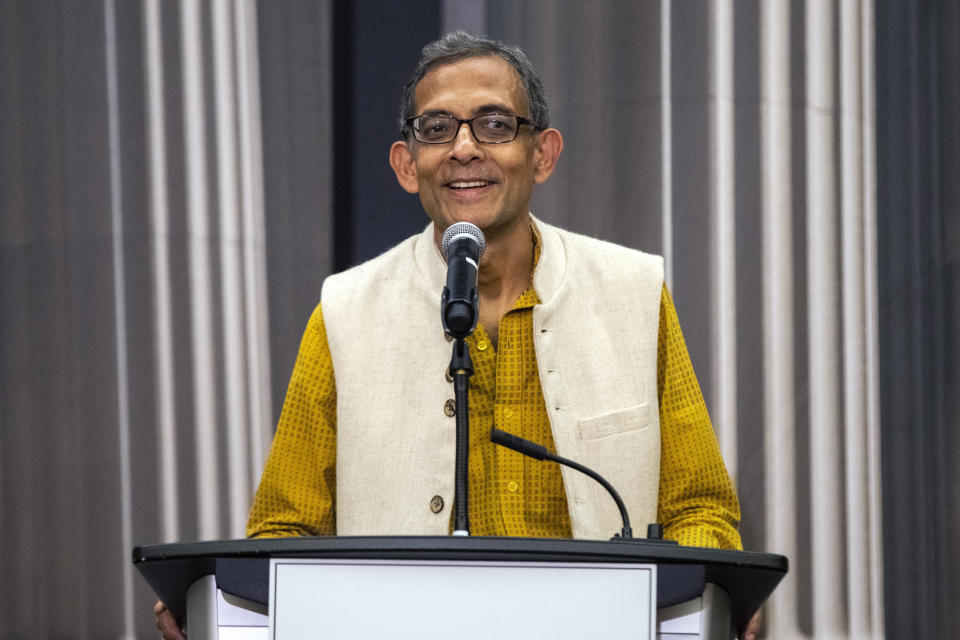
[430,495,444,513]
[444,399,456,417]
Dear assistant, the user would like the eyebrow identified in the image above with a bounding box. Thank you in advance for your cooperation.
[419,103,518,117]
[473,103,516,115]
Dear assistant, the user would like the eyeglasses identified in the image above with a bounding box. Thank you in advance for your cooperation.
[405,113,536,144]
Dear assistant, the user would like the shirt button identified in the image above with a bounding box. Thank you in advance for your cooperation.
[507,481,519,493]
[430,495,444,513]
[477,341,488,351]
[444,399,456,417]
[504,407,514,419]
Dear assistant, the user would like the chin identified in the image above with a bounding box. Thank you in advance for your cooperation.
[437,212,493,231]
[430,206,524,237]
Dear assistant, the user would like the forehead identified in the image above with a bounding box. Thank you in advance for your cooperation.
[414,56,529,116]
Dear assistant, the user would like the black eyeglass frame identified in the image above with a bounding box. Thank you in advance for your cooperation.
[403,113,538,144]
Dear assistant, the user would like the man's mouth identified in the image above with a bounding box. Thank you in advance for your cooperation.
[447,180,494,190]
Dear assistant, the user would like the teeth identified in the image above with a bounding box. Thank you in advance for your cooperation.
[449,181,489,189]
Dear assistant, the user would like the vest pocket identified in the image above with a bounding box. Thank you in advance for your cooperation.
[576,403,653,441]
[570,403,660,538]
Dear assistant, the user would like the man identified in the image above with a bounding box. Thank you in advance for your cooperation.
[158,30,757,639]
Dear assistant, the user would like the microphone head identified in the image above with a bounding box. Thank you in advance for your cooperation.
[441,222,486,260]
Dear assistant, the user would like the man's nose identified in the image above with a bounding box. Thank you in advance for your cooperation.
[449,122,482,162]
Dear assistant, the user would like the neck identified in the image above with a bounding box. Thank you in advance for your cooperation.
[475,218,533,348]
[476,216,533,304]
[434,215,534,346]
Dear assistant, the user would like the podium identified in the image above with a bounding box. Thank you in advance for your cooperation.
[134,536,786,639]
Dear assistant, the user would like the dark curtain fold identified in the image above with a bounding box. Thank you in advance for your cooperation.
[876,1,960,638]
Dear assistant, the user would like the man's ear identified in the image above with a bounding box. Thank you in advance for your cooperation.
[532,128,563,184]
[389,140,420,194]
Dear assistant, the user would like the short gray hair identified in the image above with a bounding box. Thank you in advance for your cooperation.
[398,30,550,140]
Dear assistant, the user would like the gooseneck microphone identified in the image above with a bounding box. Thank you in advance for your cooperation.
[440,222,486,339]
[490,427,635,539]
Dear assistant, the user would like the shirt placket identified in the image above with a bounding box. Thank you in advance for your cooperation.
[463,327,498,536]
[494,306,530,537]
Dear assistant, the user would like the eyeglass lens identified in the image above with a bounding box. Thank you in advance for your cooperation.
[414,114,519,143]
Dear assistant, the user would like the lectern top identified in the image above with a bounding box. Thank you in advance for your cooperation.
[133,535,787,634]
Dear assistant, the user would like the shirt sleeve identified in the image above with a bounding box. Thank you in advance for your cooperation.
[246,302,337,538]
[656,285,743,550]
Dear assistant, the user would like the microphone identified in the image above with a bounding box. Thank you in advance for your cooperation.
[490,427,635,539]
[440,222,486,339]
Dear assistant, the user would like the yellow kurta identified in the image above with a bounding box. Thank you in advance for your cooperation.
[247,283,742,550]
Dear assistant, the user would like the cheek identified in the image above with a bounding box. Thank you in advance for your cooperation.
[416,171,439,198]
[506,158,539,191]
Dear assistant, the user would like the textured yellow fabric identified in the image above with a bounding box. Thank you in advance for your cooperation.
[247,302,338,537]
[463,285,573,538]
[247,275,741,550]
[655,286,742,550]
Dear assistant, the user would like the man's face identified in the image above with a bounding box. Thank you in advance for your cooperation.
[390,56,558,239]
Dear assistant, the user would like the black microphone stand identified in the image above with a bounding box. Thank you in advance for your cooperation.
[439,221,486,537]
[449,337,473,536]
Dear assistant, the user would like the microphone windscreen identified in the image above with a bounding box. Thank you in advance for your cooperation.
[441,222,486,260]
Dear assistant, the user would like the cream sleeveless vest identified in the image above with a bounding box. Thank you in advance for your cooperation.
[322,216,664,540]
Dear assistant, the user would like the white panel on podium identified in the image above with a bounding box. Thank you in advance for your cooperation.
[656,584,733,640]
[268,558,657,640]
[185,575,269,640]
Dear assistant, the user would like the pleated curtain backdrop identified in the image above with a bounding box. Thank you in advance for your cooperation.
[0,1,314,636]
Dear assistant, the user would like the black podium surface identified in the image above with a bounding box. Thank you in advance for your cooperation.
[133,536,786,633]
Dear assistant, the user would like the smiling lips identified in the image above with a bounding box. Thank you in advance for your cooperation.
[447,179,494,189]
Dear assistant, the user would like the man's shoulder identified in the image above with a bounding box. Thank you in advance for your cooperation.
[538,218,663,270]
[321,223,443,317]
[327,230,423,284]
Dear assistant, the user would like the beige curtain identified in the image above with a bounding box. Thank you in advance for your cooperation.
[0,0,332,636]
